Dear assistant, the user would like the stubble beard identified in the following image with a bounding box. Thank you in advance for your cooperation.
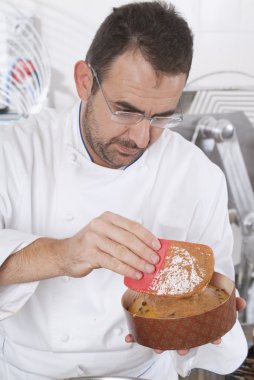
[81,99,146,169]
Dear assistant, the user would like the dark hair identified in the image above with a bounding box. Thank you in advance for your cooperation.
[86,1,193,91]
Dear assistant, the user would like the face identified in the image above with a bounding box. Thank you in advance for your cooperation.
[80,51,186,169]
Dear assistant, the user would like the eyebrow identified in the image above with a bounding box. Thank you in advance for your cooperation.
[114,100,177,117]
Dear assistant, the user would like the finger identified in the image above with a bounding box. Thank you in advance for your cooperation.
[91,216,159,266]
[212,338,222,345]
[125,334,135,343]
[101,212,161,251]
[108,230,159,265]
[177,349,189,356]
[102,220,160,264]
[154,349,164,354]
[236,297,246,312]
[96,235,156,274]
[95,249,143,279]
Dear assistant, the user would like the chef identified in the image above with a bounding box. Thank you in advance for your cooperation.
[0,2,248,379]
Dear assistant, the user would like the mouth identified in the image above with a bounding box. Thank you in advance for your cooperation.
[115,143,140,156]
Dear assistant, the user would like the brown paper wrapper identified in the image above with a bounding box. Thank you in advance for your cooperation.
[122,272,236,350]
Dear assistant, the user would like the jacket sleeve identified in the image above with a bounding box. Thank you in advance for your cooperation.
[0,124,41,320]
[0,233,40,322]
[172,167,248,377]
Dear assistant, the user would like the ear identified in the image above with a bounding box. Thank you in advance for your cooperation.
[74,60,93,101]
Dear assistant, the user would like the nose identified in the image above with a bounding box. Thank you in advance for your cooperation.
[128,119,150,149]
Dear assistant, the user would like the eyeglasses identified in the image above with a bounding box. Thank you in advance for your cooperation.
[88,63,183,129]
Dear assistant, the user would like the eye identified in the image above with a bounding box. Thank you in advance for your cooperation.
[115,105,132,113]
[121,109,132,113]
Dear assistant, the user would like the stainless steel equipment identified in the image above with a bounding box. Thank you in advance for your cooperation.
[0,2,50,120]
[68,377,143,380]
[174,111,254,323]
[193,116,254,317]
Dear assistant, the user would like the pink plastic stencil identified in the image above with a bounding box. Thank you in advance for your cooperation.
[124,239,170,292]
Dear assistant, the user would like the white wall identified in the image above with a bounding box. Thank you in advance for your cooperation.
[8,0,254,109]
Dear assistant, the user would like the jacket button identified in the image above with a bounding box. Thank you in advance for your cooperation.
[140,164,148,172]
[77,366,89,376]
[65,213,74,222]
[69,153,77,162]
[60,333,70,342]
[113,328,123,336]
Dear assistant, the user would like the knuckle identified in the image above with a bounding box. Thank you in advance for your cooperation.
[130,221,151,243]
[114,244,128,259]
[108,256,123,272]
[132,241,146,257]
[112,260,135,278]
[106,255,139,279]
[101,211,112,220]
[130,253,141,266]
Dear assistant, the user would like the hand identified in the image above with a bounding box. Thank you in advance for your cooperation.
[58,211,160,278]
[236,296,246,312]
[125,296,247,356]
[125,333,193,355]
[125,334,222,356]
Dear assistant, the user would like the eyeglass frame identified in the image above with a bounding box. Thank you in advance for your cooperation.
[87,63,183,129]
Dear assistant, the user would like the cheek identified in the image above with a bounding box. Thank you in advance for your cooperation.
[94,112,124,141]
[91,97,121,138]
[92,101,107,125]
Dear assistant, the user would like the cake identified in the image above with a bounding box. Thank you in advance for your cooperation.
[128,284,229,318]
[122,272,236,350]
[144,240,215,298]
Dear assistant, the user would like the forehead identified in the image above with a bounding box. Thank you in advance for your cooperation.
[101,50,187,109]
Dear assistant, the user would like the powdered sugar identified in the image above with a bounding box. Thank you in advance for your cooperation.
[149,246,205,295]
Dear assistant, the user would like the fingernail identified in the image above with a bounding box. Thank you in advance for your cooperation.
[151,254,159,264]
[135,272,143,279]
[145,263,155,273]
[152,238,161,250]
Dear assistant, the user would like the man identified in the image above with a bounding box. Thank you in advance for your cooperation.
[0,2,247,379]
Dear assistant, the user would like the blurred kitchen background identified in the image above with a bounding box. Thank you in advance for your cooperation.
[0,0,254,379]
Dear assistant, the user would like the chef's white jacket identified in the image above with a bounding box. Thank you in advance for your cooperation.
[0,103,248,380]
